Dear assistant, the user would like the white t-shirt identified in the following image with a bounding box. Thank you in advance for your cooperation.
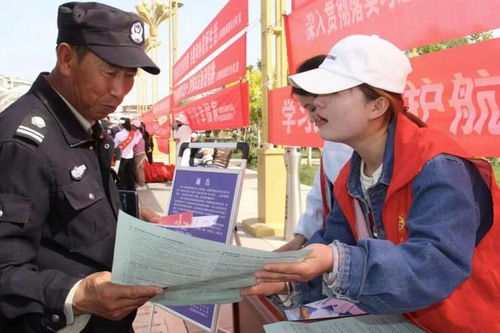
[294,141,353,239]
[114,129,141,159]
[173,124,192,144]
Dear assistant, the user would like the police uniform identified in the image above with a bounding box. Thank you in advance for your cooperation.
[0,2,159,332]
[0,73,132,331]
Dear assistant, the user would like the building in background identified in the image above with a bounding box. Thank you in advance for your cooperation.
[0,74,32,113]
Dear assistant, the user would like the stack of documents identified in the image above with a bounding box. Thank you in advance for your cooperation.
[111,211,309,306]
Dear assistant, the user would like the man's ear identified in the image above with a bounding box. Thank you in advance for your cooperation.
[56,43,76,76]
[368,96,390,120]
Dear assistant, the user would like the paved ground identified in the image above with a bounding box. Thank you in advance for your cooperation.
[132,168,312,332]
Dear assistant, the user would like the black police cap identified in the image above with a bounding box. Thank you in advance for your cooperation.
[57,2,160,75]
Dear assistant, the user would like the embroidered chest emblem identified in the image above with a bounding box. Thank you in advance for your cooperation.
[71,164,87,181]
[398,214,407,231]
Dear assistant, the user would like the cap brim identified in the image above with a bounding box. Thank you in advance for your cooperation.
[288,68,362,95]
[88,45,160,75]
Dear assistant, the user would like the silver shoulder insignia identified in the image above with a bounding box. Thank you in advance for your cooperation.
[31,116,46,128]
[14,114,49,146]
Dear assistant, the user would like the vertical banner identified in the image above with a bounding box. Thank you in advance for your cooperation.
[173,0,248,85]
[285,0,500,73]
[173,34,247,105]
[268,86,323,148]
[404,38,500,156]
[174,82,250,131]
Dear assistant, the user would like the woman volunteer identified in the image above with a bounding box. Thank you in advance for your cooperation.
[242,35,500,332]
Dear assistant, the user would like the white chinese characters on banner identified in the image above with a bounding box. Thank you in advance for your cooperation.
[281,98,318,135]
[305,0,411,41]
[187,13,243,78]
[404,69,500,136]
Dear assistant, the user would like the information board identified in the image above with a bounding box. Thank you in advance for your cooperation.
[162,166,244,331]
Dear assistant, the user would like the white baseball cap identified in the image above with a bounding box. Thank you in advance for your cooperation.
[288,34,412,94]
[131,119,141,128]
[175,113,189,125]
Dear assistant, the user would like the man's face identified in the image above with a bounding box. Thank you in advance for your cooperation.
[68,50,137,122]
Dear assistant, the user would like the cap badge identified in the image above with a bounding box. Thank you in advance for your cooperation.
[70,164,87,181]
[31,116,46,128]
[130,21,144,45]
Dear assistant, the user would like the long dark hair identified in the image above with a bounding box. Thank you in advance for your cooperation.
[121,117,131,131]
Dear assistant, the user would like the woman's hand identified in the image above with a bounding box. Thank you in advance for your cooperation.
[240,281,287,297]
[256,243,333,283]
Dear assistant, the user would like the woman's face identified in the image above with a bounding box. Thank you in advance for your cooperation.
[311,87,373,144]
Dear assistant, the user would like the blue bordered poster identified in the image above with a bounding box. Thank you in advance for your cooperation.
[161,167,242,331]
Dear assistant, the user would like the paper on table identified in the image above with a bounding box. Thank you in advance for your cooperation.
[284,297,366,321]
[111,211,310,306]
[264,314,425,333]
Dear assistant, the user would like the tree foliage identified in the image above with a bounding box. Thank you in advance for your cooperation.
[413,31,493,55]
[247,64,262,126]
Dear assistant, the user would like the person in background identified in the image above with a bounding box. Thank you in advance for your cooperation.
[131,119,146,189]
[277,55,352,252]
[242,34,500,332]
[188,132,200,166]
[141,121,154,163]
[0,2,163,331]
[172,113,192,166]
[114,117,141,191]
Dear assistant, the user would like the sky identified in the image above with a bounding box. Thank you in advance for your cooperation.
[0,0,263,106]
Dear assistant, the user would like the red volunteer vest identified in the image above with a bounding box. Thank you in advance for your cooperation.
[334,115,500,332]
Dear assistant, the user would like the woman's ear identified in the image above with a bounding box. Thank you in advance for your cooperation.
[368,96,390,120]
[56,43,76,76]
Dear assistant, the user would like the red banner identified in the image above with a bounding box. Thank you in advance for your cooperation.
[139,110,155,129]
[173,82,249,131]
[269,39,500,154]
[142,95,172,138]
[139,108,171,154]
[292,0,311,11]
[156,137,170,154]
[285,0,499,73]
[268,86,323,148]
[173,34,247,105]
[173,0,248,85]
[152,95,172,117]
[404,38,500,156]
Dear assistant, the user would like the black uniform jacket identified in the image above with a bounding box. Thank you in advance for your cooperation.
[0,74,132,332]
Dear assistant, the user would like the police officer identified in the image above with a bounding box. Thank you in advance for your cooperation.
[0,2,164,332]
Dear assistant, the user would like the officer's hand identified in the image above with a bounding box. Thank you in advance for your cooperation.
[73,271,163,321]
[139,206,162,223]
[274,234,307,252]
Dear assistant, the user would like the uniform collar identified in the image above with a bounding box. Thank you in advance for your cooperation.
[30,73,94,146]
[53,89,94,135]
